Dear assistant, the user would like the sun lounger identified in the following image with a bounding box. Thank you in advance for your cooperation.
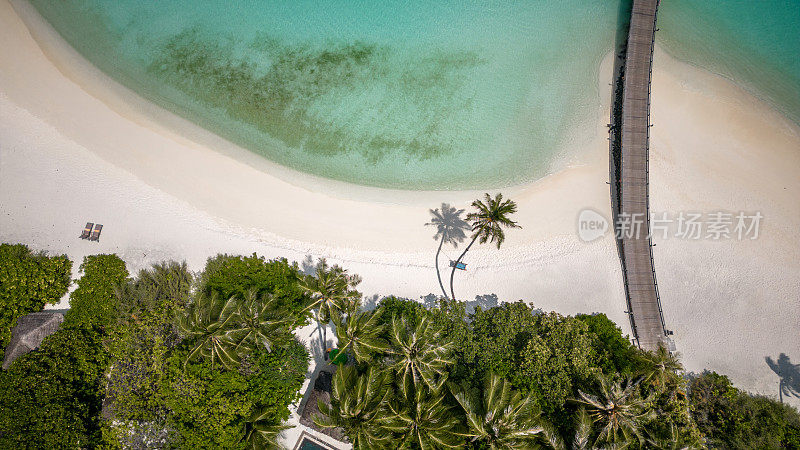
[449,260,467,270]
[88,224,102,242]
[80,222,93,239]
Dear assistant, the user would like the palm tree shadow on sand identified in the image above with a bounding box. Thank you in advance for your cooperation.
[765,353,800,403]
[426,203,470,299]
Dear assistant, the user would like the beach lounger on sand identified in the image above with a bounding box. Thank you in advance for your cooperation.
[80,222,93,239]
[89,224,103,242]
[449,260,467,270]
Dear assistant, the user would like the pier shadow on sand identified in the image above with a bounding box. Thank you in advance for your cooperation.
[765,353,800,403]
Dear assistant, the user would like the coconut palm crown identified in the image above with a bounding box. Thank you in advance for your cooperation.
[387,314,454,396]
[333,308,389,364]
[300,258,362,323]
[383,384,463,449]
[576,376,656,446]
[299,258,362,353]
[314,366,393,449]
[449,193,520,300]
[229,290,292,355]
[450,373,559,449]
[638,344,683,391]
[178,292,241,370]
[466,193,521,249]
[242,407,289,450]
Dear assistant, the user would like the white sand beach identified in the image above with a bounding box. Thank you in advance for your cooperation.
[1,0,798,428]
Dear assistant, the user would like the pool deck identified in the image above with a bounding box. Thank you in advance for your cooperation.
[615,0,668,352]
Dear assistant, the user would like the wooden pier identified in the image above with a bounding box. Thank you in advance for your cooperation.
[614,0,667,351]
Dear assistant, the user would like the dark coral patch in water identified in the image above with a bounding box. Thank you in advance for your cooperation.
[148,29,484,162]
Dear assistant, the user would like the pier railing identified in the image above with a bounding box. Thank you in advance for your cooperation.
[609,0,668,351]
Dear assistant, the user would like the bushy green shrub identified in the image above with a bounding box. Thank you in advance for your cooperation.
[0,243,71,360]
[375,296,429,327]
[0,325,108,448]
[468,302,599,414]
[162,340,308,449]
[0,254,127,448]
[199,254,311,326]
[105,257,310,448]
[576,312,641,376]
[64,254,129,329]
[688,371,800,448]
[105,262,193,422]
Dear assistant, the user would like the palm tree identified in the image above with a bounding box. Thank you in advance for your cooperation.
[333,308,389,363]
[646,423,701,450]
[449,193,520,301]
[178,292,241,370]
[426,203,469,299]
[116,261,193,322]
[638,345,683,392]
[576,376,655,447]
[571,407,593,450]
[449,373,559,449]
[387,314,454,396]
[229,290,292,356]
[299,258,362,353]
[314,366,394,449]
[242,407,289,450]
[383,385,463,449]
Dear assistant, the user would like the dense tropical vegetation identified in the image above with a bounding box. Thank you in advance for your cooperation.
[0,243,71,361]
[1,250,309,449]
[1,243,799,448]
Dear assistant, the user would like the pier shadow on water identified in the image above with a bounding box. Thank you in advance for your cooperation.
[765,353,800,403]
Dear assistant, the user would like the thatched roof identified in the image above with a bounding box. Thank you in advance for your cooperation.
[2,311,64,369]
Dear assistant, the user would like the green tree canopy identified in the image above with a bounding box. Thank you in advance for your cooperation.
[0,243,71,360]
[0,254,128,448]
[199,254,311,325]
[450,373,557,449]
[163,340,308,450]
[63,254,129,329]
[315,366,393,449]
[469,303,599,416]
[688,371,800,449]
[106,262,194,423]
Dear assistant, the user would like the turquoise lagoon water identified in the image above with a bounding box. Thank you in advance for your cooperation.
[657,0,800,126]
[28,1,800,190]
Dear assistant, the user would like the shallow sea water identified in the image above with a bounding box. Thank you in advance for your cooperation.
[28,0,800,189]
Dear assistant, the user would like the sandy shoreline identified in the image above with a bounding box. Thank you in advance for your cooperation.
[1,0,799,413]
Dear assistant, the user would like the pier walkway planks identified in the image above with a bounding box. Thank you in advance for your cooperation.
[616,0,668,351]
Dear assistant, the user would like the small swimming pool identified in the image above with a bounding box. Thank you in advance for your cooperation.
[293,431,337,450]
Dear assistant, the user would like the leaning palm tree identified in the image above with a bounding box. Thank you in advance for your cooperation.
[387,314,454,396]
[638,344,683,392]
[242,407,289,450]
[299,258,362,352]
[383,385,463,449]
[576,376,655,447]
[229,290,293,356]
[178,292,241,369]
[449,193,520,300]
[315,366,394,449]
[426,203,469,299]
[449,373,559,449]
[333,308,389,363]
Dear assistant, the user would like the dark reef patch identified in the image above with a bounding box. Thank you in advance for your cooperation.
[148,29,484,162]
